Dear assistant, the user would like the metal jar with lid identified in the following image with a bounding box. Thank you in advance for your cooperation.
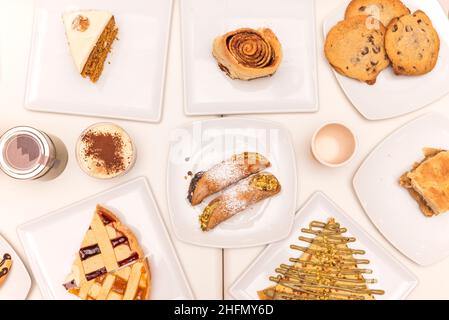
[0,126,68,181]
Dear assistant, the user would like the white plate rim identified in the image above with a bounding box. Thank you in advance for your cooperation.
[166,117,298,248]
[353,112,448,266]
[17,176,194,299]
[23,0,174,123]
[228,191,419,300]
[0,234,32,300]
[322,0,449,121]
[180,0,320,116]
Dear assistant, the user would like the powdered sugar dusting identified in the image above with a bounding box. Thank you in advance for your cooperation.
[220,172,280,216]
[221,179,251,214]
[204,152,270,189]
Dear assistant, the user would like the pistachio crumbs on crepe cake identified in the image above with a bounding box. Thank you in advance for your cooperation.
[63,10,118,83]
[258,218,384,300]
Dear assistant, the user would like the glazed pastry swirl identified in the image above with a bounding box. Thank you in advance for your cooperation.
[226,30,274,69]
[213,28,283,80]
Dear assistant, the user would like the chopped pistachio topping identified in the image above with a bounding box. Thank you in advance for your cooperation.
[199,202,219,231]
[252,174,279,191]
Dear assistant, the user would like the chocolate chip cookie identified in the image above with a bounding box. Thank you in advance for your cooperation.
[345,0,410,28]
[325,15,390,85]
[385,10,440,76]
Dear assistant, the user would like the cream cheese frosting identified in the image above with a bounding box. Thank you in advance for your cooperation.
[63,10,113,73]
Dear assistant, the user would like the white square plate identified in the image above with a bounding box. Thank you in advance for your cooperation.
[181,0,319,116]
[0,235,32,300]
[25,0,173,122]
[229,192,418,300]
[167,118,297,248]
[354,113,449,266]
[17,177,193,299]
[323,0,449,120]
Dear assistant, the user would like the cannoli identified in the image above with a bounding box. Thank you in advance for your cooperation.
[188,152,270,206]
[199,172,281,231]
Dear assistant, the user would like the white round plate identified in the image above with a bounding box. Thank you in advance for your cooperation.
[0,234,32,300]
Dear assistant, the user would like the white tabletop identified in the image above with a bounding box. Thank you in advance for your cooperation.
[1,0,449,300]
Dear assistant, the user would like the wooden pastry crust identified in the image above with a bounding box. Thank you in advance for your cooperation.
[212,28,283,80]
[199,172,281,231]
[345,0,410,28]
[325,15,390,85]
[385,10,440,76]
[188,152,271,206]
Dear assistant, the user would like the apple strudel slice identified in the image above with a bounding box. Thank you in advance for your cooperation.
[400,148,449,217]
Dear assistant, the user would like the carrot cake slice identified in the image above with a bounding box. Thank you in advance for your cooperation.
[63,10,118,83]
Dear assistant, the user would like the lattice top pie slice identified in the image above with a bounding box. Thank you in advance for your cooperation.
[70,259,150,300]
[63,205,151,300]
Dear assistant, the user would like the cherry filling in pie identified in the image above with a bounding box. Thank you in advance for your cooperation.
[63,205,151,300]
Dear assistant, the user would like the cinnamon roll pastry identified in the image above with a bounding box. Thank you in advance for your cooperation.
[199,172,281,231]
[188,152,271,206]
[212,28,283,80]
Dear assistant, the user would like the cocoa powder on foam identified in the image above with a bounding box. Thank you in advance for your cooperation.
[81,130,125,175]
